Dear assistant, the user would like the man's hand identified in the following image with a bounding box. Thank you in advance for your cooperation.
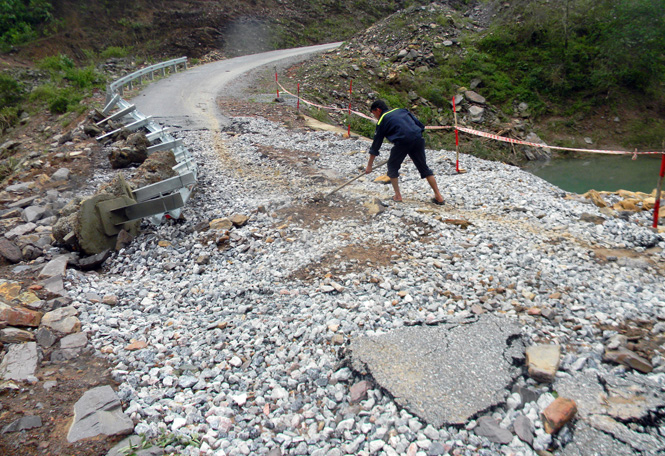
[366,153,376,174]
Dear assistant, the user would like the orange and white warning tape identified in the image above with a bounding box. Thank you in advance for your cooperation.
[275,81,661,157]
[276,81,376,121]
[455,126,662,157]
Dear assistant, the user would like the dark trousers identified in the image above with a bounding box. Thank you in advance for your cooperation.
[387,136,433,179]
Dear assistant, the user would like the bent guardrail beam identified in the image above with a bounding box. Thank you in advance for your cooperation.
[88,56,197,249]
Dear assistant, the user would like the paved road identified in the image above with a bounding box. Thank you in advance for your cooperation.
[131,43,341,131]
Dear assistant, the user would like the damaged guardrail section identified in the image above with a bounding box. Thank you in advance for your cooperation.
[99,57,195,225]
[78,58,196,254]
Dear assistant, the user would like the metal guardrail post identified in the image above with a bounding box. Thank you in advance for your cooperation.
[97,56,195,228]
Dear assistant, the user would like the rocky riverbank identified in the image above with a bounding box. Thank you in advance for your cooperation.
[1,96,665,455]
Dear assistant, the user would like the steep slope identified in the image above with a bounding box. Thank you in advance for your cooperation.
[9,0,435,62]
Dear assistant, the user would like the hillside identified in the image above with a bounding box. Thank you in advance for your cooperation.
[290,1,665,163]
[4,0,434,62]
[1,0,664,167]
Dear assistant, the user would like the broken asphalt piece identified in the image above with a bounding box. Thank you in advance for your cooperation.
[348,314,524,426]
[554,369,665,452]
[603,347,653,373]
[589,414,665,453]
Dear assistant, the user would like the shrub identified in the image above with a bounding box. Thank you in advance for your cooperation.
[0,73,23,107]
[65,65,104,89]
[29,84,82,114]
[0,0,52,47]
[38,54,75,73]
[0,106,19,134]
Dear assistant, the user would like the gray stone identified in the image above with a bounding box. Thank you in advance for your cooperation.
[464,90,486,104]
[40,274,67,297]
[1,415,42,433]
[427,442,446,456]
[41,306,80,335]
[5,222,37,240]
[468,105,484,122]
[513,414,534,445]
[349,314,523,425]
[604,347,653,373]
[521,132,551,161]
[8,196,38,209]
[23,206,47,223]
[0,238,22,263]
[5,182,30,193]
[77,249,112,271]
[0,327,35,343]
[0,342,38,381]
[51,168,71,181]
[67,385,133,442]
[52,331,88,360]
[474,416,513,444]
[38,255,70,278]
[513,385,539,404]
[349,380,371,403]
[35,326,58,348]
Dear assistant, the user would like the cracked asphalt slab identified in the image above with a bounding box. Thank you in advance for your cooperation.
[348,314,524,426]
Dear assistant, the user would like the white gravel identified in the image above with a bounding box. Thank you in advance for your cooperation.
[66,115,665,456]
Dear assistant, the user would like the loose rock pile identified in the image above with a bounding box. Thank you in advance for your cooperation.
[1,101,665,454]
[24,113,659,455]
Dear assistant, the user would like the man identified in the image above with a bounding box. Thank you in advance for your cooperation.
[365,100,445,205]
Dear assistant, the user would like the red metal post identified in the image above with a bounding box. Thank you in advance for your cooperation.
[652,153,665,228]
[275,71,279,98]
[347,80,353,137]
[453,95,460,173]
[297,83,300,111]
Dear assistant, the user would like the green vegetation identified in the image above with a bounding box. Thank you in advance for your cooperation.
[26,54,105,114]
[474,0,665,112]
[0,72,23,107]
[0,73,24,133]
[100,45,133,59]
[0,0,52,49]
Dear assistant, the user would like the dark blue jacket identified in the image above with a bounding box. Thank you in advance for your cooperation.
[368,108,425,156]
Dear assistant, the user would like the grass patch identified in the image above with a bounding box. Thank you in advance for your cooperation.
[100,46,133,59]
[623,119,665,150]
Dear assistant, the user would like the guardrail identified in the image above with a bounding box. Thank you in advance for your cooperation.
[106,57,188,104]
[97,57,196,226]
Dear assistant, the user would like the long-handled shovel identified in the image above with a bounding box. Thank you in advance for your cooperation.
[324,159,389,199]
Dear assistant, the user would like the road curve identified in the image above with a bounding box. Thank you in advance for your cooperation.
[131,43,342,131]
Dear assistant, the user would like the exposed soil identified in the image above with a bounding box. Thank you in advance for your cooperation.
[290,242,399,283]
[0,352,121,456]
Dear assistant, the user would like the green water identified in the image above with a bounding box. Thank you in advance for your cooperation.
[523,154,664,194]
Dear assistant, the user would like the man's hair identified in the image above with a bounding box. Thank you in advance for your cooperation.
[370,99,389,113]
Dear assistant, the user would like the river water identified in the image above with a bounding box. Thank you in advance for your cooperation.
[523,153,664,194]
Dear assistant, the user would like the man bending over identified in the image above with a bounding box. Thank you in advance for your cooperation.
[365,99,444,205]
